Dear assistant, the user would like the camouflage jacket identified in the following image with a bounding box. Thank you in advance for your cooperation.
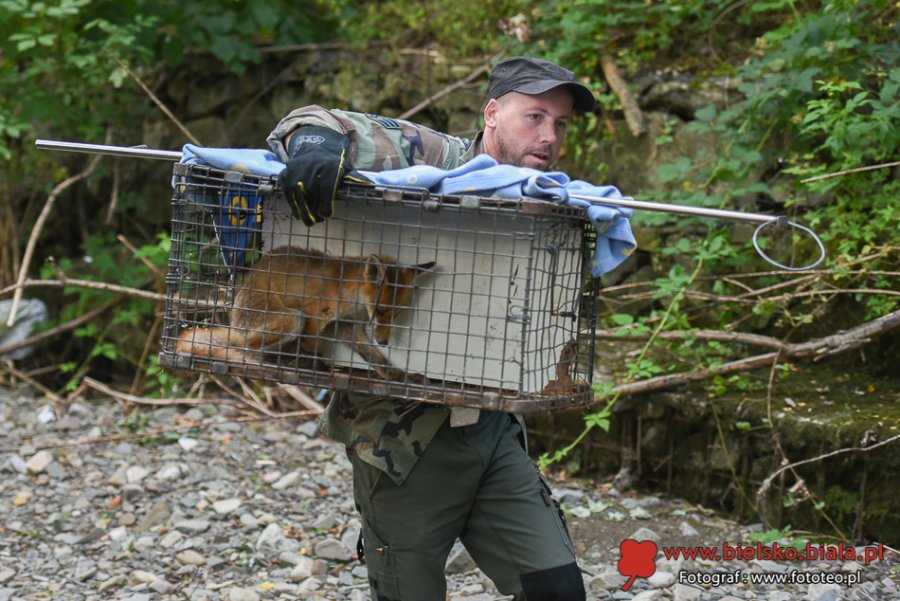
[268,106,483,484]
[267,105,481,172]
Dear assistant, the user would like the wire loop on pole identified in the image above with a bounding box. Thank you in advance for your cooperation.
[752,219,826,271]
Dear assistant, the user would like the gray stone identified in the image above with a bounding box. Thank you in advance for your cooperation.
[108,464,129,487]
[256,522,286,551]
[674,584,703,601]
[154,463,182,481]
[212,498,241,515]
[588,567,627,591]
[753,559,788,573]
[135,499,170,532]
[647,570,676,588]
[314,538,352,561]
[174,519,210,533]
[159,530,184,548]
[629,527,660,543]
[290,556,315,581]
[178,437,199,451]
[125,465,150,483]
[6,456,27,474]
[679,521,700,537]
[228,587,260,601]
[272,471,301,490]
[806,584,842,601]
[632,591,664,601]
[445,543,476,574]
[176,550,206,566]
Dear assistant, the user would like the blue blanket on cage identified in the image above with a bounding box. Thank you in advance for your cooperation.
[359,154,637,276]
[178,146,637,276]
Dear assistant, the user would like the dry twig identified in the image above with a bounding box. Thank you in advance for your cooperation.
[7,136,106,327]
[398,54,501,121]
[105,51,201,146]
[599,54,646,137]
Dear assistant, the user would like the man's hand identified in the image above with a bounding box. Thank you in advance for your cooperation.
[278,126,351,226]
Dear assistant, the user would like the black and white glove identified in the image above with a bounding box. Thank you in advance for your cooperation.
[278,126,351,226]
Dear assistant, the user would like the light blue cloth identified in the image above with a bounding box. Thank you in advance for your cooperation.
[359,155,637,275]
[177,147,637,276]
[180,144,286,176]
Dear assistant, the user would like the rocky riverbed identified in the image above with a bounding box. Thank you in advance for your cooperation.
[0,386,896,600]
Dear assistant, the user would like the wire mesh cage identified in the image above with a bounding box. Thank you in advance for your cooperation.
[159,162,600,413]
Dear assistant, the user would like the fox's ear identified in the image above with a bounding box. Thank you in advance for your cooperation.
[365,254,387,286]
[412,261,436,284]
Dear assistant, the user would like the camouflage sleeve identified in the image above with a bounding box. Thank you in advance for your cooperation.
[267,105,472,172]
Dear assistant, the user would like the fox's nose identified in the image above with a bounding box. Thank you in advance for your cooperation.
[374,325,390,345]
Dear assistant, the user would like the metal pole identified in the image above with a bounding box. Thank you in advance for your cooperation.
[35,139,182,161]
[569,193,776,224]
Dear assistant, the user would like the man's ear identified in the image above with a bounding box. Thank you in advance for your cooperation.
[483,98,500,128]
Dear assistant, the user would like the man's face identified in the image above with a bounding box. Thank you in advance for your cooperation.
[484,88,574,170]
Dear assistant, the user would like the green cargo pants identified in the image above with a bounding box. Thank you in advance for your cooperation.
[350,410,584,601]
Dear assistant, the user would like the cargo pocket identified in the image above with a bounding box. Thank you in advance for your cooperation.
[360,518,401,600]
[537,470,577,558]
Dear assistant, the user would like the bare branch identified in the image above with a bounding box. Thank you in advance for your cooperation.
[600,54,646,137]
[398,54,501,121]
[0,278,166,302]
[82,377,231,407]
[105,51,201,146]
[7,136,106,327]
[590,309,900,402]
[0,299,119,358]
[757,433,900,504]
[801,160,900,183]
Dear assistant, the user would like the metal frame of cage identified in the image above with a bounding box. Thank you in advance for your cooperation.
[158,162,600,414]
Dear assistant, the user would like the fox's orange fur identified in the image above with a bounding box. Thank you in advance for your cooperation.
[175,246,435,372]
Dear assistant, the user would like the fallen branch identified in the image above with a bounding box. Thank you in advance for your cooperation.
[2,360,63,403]
[276,383,325,415]
[599,53,646,137]
[82,377,232,408]
[592,309,900,401]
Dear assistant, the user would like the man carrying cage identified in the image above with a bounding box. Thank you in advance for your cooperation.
[268,56,596,601]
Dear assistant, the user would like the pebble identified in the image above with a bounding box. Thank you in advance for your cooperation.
[0,386,894,601]
[314,538,353,561]
[25,450,53,473]
[212,497,241,515]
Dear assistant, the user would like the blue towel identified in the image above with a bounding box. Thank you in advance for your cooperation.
[177,145,284,270]
[180,144,286,176]
[359,155,636,275]
[177,147,637,276]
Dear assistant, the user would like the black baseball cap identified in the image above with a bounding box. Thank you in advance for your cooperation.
[487,56,596,112]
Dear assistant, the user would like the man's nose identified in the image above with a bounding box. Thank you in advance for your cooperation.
[538,121,560,147]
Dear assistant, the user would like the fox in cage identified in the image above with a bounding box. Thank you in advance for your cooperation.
[175,246,436,379]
